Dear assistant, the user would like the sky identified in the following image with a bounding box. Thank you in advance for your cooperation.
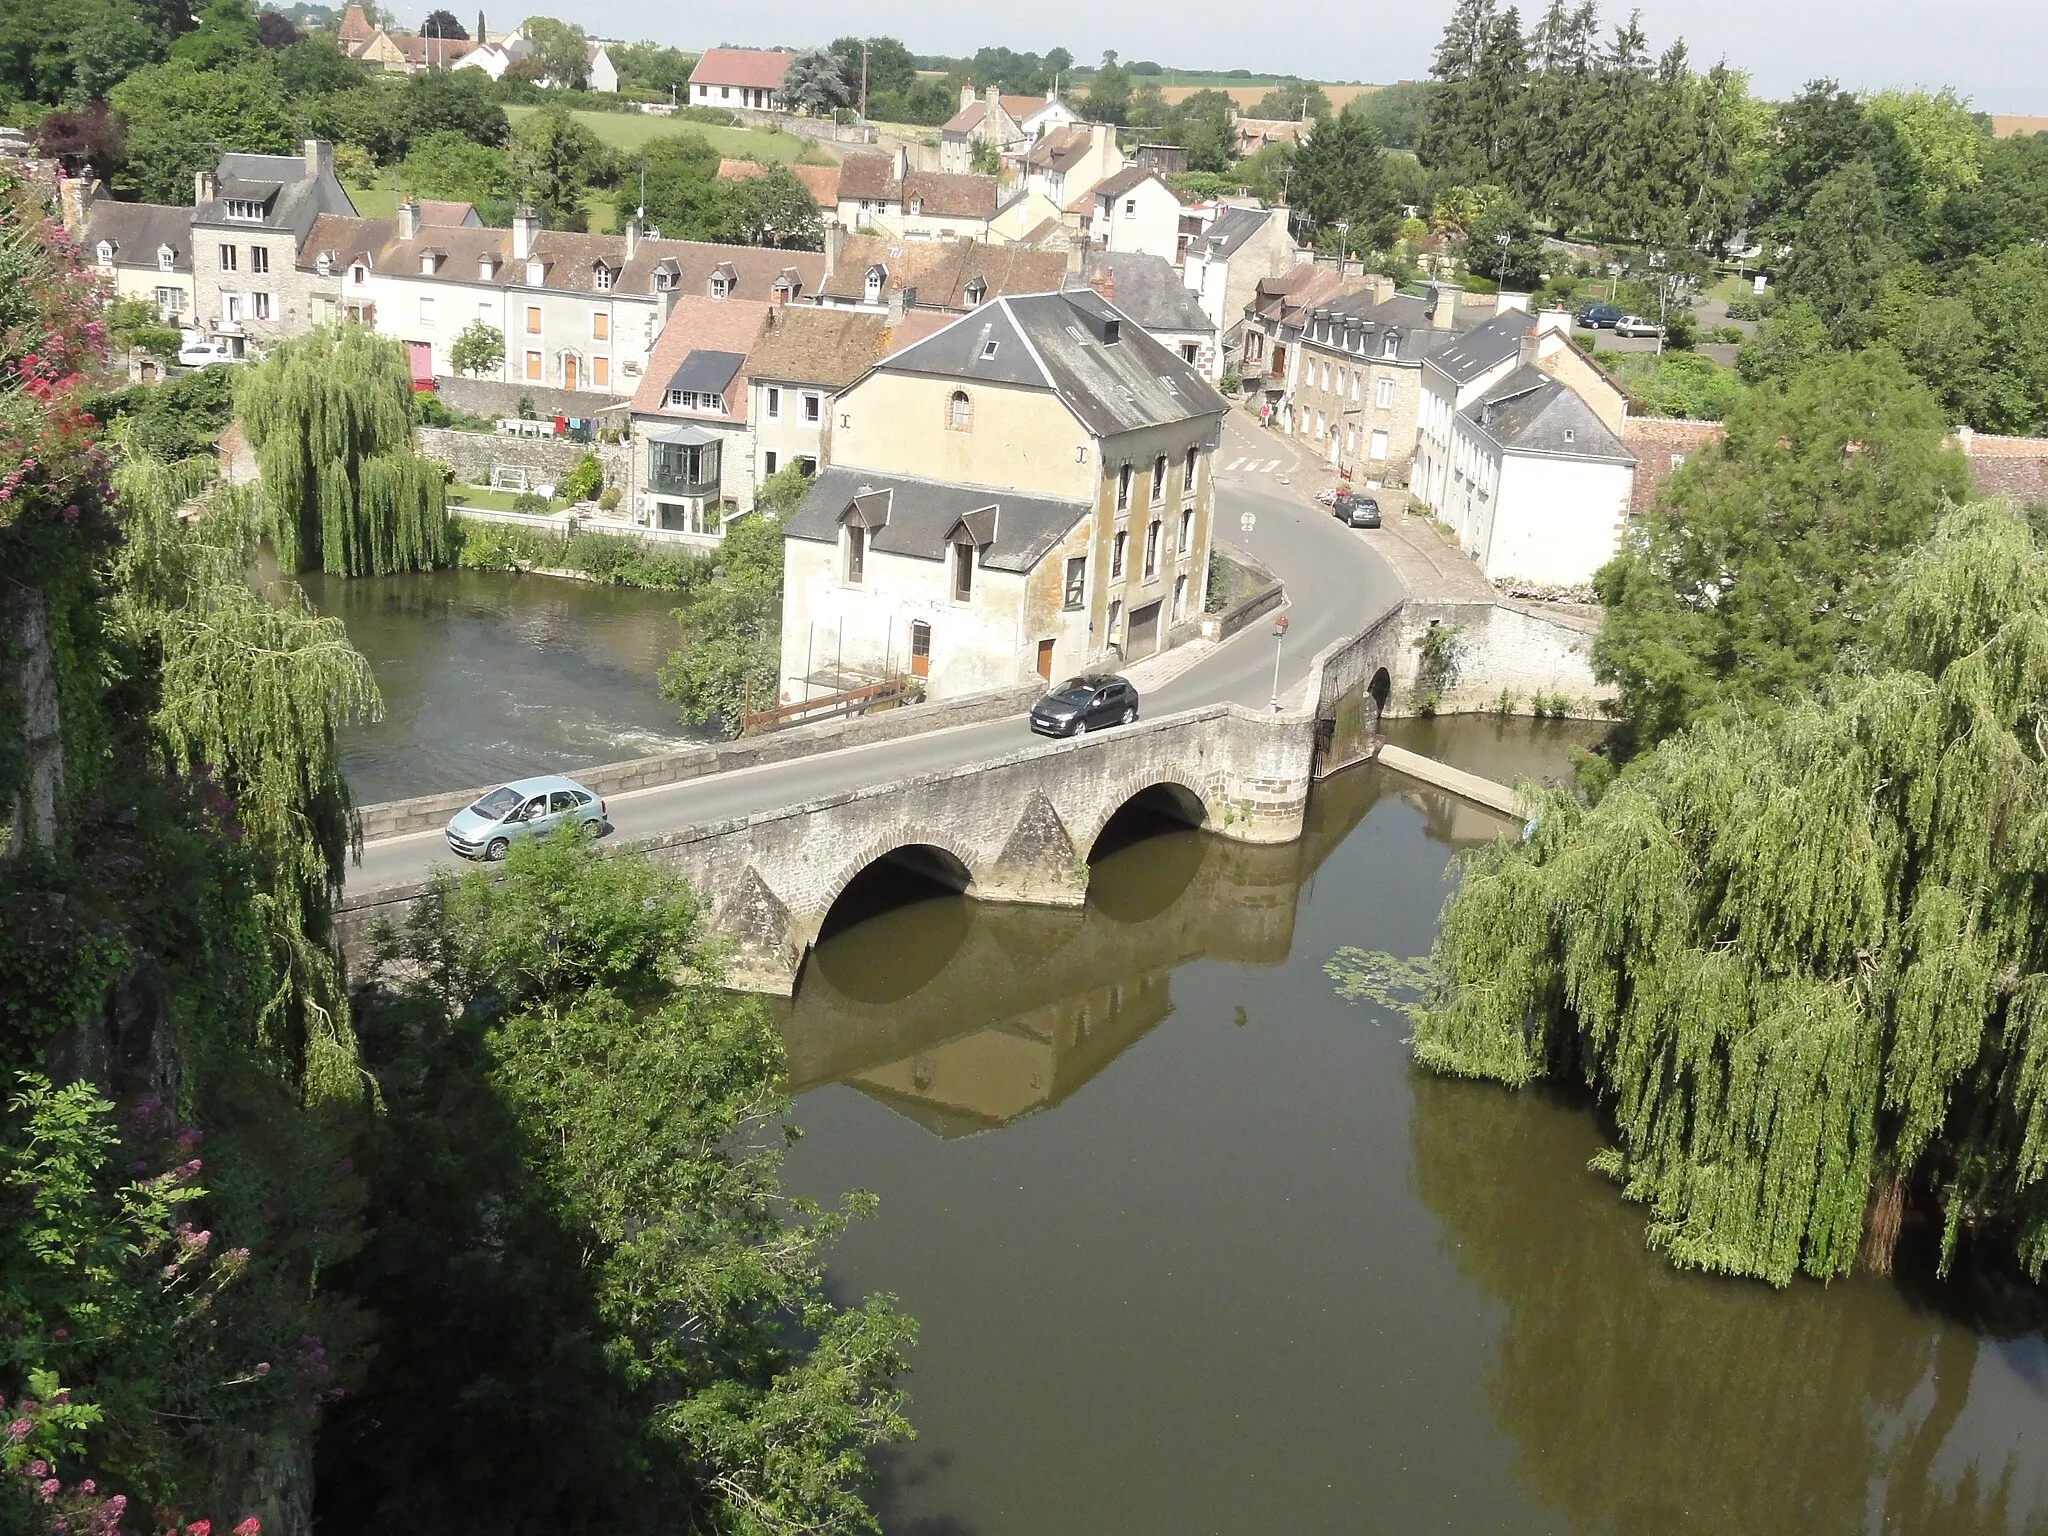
[445,0,2048,114]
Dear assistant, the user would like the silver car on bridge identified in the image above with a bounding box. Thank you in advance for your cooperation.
[445,773,608,860]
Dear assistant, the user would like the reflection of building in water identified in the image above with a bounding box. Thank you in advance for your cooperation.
[780,763,1399,1133]
[1397,786,1519,849]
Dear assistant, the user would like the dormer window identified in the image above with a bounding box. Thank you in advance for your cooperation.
[348,262,367,287]
[908,196,922,216]
[965,278,987,306]
[594,263,614,292]
[225,199,266,223]
[708,274,728,298]
[863,265,885,304]
[652,263,679,292]
[525,258,544,287]
[95,241,114,268]
[158,245,177,272]
[1382,334,1400,358]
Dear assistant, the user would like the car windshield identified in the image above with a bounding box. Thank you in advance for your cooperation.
[472,786,523,819]
[1049,680,1097,705]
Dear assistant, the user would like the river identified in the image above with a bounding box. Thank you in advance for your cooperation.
[314,573,2048,1531]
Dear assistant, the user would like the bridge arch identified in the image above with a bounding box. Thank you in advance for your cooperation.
[1079,773,1218,864]
[813,830,985,944]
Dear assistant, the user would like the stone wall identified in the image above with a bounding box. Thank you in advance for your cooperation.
[417,426,631,492]
[432,375,631,422]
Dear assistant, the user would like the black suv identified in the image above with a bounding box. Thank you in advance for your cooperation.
[1029,675,1140,737]
[1577,303,1624,329]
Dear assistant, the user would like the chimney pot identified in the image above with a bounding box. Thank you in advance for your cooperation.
[624,217,640,260]
[194,167,216,207]
[512,204,538,260]
[1430,283,1461,330]
[396,197,419,241]
[305,138,332,178]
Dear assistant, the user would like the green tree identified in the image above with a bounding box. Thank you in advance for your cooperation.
[610,40,697,98]
[658,480,796,736]
[969,135,999,175]
[1934,130,2048,263]
[1468,191,1542,289]
[1288,108,1398,253]
[635,128,724,234]
[1734,297,1833,384]
[1082,51,1129,124]
[108,58,295,202]
[718,166,823,250]
[275,34,370,97]
[236,326,453,577]
[781,45,847,114]
[449,318,505,378]
[1248,80,1330,121]
[1590,349,1970,757]
[508,100,598,226]
[1351,79,1432,149]
[1864,86,1982,224]
[398,127,514,210]
[1777,159,1898,346]
[1418,501,2048,1286]
[398,63,509,146]
[165,0,259,68]
[518,13,586,88]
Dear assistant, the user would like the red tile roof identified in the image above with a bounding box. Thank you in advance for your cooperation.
[688,47,790,90]
[715,159,840,205]
[629,296,772,416]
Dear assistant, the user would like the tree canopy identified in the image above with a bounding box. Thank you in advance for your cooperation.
[1288,108,1399,253]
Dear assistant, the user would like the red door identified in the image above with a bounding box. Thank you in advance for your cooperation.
[910,621,931,678]
[406,340,433,392]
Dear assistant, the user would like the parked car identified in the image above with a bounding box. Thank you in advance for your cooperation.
[176,337,241,368]
[1029,675,1140,737]
[1576,304,1624,330]
[445,773,608,860]
[1335,493,1382,529]
[1613,314,1665,338]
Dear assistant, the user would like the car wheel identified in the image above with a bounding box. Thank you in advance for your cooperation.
[485,837,509,861]
[1121,707,1136,726]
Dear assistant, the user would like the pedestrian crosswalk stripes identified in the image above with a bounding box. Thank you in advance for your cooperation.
[1221,457,1285,475]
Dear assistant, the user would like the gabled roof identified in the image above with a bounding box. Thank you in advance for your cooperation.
[1300,288,1473,364]
[876,289,1226,439]
[819,235,1067,311]
[902,170,998,220]
[630,296,771,415]
[1023,125,1095,171]
[940,101,989,135]
[79,200,192,273]
[1427,309,1536,385]
[666,348,747,395]
[786,464,1090,573]
[688,47,790,90]
[837,150,899,204]
[1092,165,1169,202]
[416,199,479,227]
[196,151,355,239]
[742,307,890,389]
[1072,252,1212,337]
[1463,364,1635,462]
[715,158,841,206]
[1199,205,1276,262]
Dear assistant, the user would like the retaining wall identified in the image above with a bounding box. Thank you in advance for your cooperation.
[418,426,632,491]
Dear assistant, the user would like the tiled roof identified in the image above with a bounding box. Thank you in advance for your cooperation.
[902,170,997,220]
[79,200,192,273]
[940,101,987,135]
[1000,94,1047,121]
[298,212,394,268]
[416,199,477,227]
[629,296,771,415]
[714,159,840,205]
[1092,165,1165,201]
[786,464,1090,573]
[688,47,790,90]
[819,235,1066,310]
[836,150,898,203]
[743,306,892,389]
[1023,125,1094,170]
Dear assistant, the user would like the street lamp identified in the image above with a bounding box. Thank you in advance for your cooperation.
[1269,614,1290,713]
[1649,249,1668,355]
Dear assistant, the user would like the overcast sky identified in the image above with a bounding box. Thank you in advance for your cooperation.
[453,0,2048,113]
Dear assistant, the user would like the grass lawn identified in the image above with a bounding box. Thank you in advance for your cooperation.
[449,484,563,513]
[502,106,833,164]
[345,171,398,218]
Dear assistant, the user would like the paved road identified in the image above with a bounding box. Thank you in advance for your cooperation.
[347,413,1407,894]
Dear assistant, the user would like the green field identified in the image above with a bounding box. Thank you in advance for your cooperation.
[502,106,833,163]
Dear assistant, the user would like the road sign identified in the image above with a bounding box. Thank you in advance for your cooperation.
[1239,511,1256,533]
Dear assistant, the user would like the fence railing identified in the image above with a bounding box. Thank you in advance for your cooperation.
[740,677,918,736]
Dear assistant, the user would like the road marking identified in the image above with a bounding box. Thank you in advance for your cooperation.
[1223,455,1245,471]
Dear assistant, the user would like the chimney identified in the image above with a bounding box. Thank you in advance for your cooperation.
[824,220,846,279]
[960,81,976,113]
[986,83,1000,108]
[885,285,905,325]
[1065,238,1085,276]
[1495,290,1530,316]
[1088,261,1114,301]
[892,143,908,184]
[1429,283,1461,330]
[1366,272,1394,305]
[396,197,420,241]
[194,166,217,207]
[623,216,640,260]
[57,174,92,232]
[512,204,538,260]
[305,138,333,179]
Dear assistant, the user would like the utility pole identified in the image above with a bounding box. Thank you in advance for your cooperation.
[861,40,869,120]
[1650,249,1667,355]
[1268,615,1289,712]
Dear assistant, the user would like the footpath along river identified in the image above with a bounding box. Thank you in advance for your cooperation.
[306,572,2048,1531]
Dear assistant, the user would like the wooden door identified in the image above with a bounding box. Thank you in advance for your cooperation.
[563,354,579,391]
[1128,601,1162,660]
[910,621,931,678]
[1036,638,1055,681]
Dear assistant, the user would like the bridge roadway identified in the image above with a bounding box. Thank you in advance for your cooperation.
[347,417,1405,898]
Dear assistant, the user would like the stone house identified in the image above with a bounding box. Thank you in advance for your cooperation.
[76,195,194,324]
[688,47,790,111]
[833,148,999,241]
[1416,309,1638,586]
[1239,264,1369,411]
[625,296,773,537]
[1182,204,1297,369]
[812,230,1068,314]
[1020,123,1124,219]
[739,304,950,485]
[938,85,1080,172]
[1074,251,1219,378]
[778,289,1227,701]
[189,140,357,354]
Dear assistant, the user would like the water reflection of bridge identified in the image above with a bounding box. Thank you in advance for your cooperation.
[778,765,1515,1135]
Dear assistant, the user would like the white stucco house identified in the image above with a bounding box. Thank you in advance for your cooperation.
[1085,167,1184,264]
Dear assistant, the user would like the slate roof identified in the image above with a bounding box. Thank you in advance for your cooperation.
[80,200,192,272]
[629,296,770,415]
[688,47,790,89]
[1463,364,1635,462]
[785,464,1090,573]
[1427,309,1536,384]
[194,152,355,239]
[1299,288,1472,364]
[1197,205,1274,262]
[877,289,1226,439]
[819,236,1067,311]
[1072,252,1213,336]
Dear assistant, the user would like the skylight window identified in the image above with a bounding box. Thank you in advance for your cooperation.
[980,339,999,360]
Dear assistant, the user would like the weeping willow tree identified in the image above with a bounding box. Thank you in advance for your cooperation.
[237,326,453,576]
[1416,501,2048,1286]
[111,454,383,1100]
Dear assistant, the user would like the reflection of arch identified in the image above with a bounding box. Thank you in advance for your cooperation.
[1081,778,1214,864]
[1368,667,1392,710]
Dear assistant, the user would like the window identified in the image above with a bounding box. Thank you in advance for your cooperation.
[965,279,986,305]
[1116,463,1131,511]
[951,537,974,602]
[763,449,778,475]
[707,274,728,298]
[802,392,821,423]
[592,356,609,386]
[252,292,271,320]
[844,524,865,584]
[980,338,999,360]
[1383,334,1400,358]
[224,199,265,222]
[947,390,971,430]
[1376,376,1395,409]
[1370,429,1389,461]
[592,312,609,341]
[1179,507,1193,552]
[766,386,781,420]
[250,246,269,275]
[1173,572,1187,620]
[1144,520,1161,579]
[1124,197,1138,215]
[594,265,613,292]
[224,294,242,323]
[525,306,541,334]
[1151,455,1167,504]
[721,84,730,99]
[1111,528,1127,578]
[797,456,817,475]
[158,246,176,273]
[864,267,885,304]
[1184,445,1197,492]
[218,245,237,272]
[478,300,492,321]
[525,350,541,380]
[1181,342,1199,364]
[419,296,436,324]
[156,286,183,314]
[1320,361,1330,391]
[1063,556,1086,609]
